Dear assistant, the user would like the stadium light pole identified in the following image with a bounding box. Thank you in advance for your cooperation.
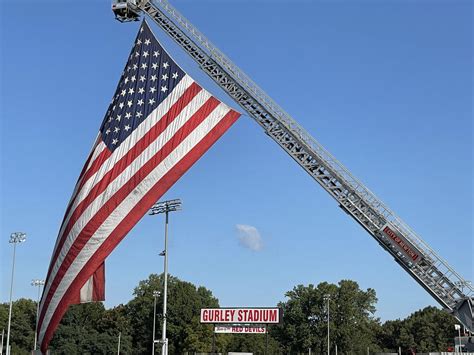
[149,199,182,355]
[152,290,161,354]
[6,232,27,355]
[31,279,45,351]
[323,294,331,355]
[454,324,461,353]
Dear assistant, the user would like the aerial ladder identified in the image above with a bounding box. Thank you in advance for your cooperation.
[111,0,473,331]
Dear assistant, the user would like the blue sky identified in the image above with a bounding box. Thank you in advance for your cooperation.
[1,0,472,323]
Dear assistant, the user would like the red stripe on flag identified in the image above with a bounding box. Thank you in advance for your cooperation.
[38,95,220,331]
[40,109,240,353]
[44,140,109,285]
[91,262,105,302]
[43,83,201,293]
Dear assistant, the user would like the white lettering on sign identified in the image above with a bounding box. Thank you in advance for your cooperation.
[200,308,281,324]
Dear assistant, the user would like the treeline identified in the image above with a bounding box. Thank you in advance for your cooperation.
[0,274,458,354]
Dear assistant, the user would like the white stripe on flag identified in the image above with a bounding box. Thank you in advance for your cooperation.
[40,76,194,311]
[39,102,231,343]
[49,76,193,266]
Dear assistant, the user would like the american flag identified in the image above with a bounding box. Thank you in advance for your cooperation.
[38,20,240,352]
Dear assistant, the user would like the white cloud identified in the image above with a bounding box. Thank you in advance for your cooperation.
[236,224,263,251]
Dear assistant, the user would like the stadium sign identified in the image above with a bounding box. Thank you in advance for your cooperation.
[200,308,281,324]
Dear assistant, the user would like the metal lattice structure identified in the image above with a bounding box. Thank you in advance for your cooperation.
[112,0,473,330]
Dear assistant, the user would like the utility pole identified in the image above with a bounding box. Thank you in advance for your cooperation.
[6,232,27,355]
[1,329,4,355]
[454,324,461,353]
[117,332,121,355]
[152,290,160,354]
[324,294,331,355]
[150,199,182,355]
[31,279,45,351]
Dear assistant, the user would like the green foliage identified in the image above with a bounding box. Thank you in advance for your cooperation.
[0,277,461,354]
[125,273,220,354]
[376,306,457,353]
[0,298,36,354]
[49,302,132,354]
[221,333,281,354]
[271,280,380,354]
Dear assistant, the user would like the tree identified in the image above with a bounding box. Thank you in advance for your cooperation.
[0,298,36,355]
[222,333,282,354]
[49,302,133,354]
[377,306,458,353]
[271,280,380,354]
[125,273,220,354]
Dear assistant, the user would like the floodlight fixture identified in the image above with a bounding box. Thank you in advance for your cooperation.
[149,199,182,215]
[9,232,26,244]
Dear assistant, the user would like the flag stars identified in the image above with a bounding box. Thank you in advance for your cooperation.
[124,77,129,84]
[172,72,179,79]
[137,99,144,106]
[125,112,132,119]
[121,90,126,96]
[127,100,133,107]
[161,86,168,93]
[128,87,135,95]
[133,64,138,70]
[134,51,140,57]
[137,39,142,45]
[152,63,158,70]
[150,87,157,94]
[144,39,151,45]
[151,75,157,82]
[162,73,168,81]
[141,63,148,70]
[114,126,120,133]
[143,51,149,58]
[116,115,122,122]
[140,75,146,82]
[119,102,125,109]
[112,138,119,145]
[124,125,131,131]
[136,111,143,118]
[153,50,160,57]
[138,87,145,94]
[131,75,136,82]
[105,128,111,135]
[163,62,169,69]
[149,98,156,105]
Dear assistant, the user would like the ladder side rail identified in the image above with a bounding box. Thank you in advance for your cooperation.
[142,0,391,239]
[149,1,454,265]
[142,0,472,308]
[147,0,474,300]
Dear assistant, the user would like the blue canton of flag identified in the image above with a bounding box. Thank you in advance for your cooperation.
[101,22,185,151]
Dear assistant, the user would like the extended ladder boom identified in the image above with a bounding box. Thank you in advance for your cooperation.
[113,0,473,330]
